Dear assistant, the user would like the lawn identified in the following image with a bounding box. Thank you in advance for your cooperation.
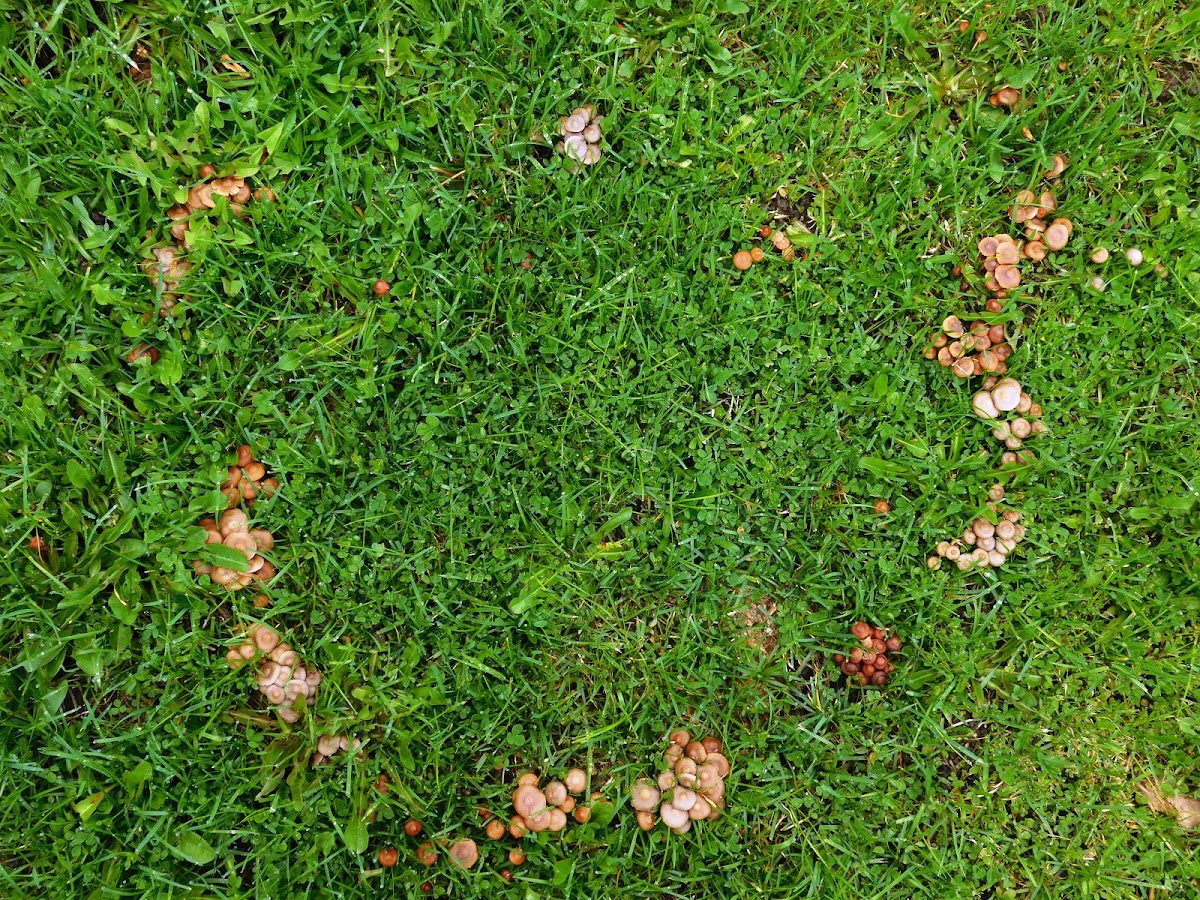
[1,1,1199,897]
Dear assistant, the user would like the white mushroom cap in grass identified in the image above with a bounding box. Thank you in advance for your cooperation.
[670,788,698,812]
[973,391,999,419]
[564,768,587,794]
[659,803,689,829]
[630,780,661,812]
[990,378,1022,412]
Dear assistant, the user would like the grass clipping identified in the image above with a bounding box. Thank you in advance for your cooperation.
[1137,778,1200,829]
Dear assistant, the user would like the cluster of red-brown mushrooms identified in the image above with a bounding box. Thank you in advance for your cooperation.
[833,622,902,686]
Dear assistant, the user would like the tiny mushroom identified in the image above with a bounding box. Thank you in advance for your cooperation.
[564,768,587,794]
[630,780,661,812]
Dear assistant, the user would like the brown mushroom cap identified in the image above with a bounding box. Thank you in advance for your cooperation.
[219,509,249,536]
[525,809,553,832]
[684,741,708,762]
[732,250,753,271]
[508,816,526,838]
[635,810,656,831]
[705,753,731,778]
[1024,241,1046,261]
[513,785,547,818]
[952,356,975,378]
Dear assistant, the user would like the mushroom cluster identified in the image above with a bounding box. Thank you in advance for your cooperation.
[224,624,321,723]
[194,508,277,590]
[931,504,1028,571]
[510,767,593,836]
[311,733,362,766]
[833,622,901,687]
[970,376,1048,464]
[923,316,1013,378]
[1007,189,1074,265]
[557,106,603,168]
[141,166,263,318]
[221,444,279,509]
[630,730,730,834]
[733,226,798,270]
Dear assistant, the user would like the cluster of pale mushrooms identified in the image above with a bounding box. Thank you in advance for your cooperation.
[221,444,279,509]
[929,487,1028,571]
[510,767,596,836]
[558,105,603,168]
[630,730,730,834]
[312,733,362,766]
[970,376,1048,464]
[833,621,902,687]
[194,508,277,590]
[224,624,321,723]
[924,315,1013,378]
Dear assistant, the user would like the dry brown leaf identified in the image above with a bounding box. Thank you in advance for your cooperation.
[1137,779,1200,828]
[220,54,251,77]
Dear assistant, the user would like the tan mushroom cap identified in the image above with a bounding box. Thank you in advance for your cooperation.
[995,243,1020,266]
[1044,223,1069,251]
[544,781,568,807]
[995,265,1021,290]
[449,839,479,868]
[513,784,547,818]
[564,768,587,794]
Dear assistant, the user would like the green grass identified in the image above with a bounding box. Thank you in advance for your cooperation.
[1,0,1199,896]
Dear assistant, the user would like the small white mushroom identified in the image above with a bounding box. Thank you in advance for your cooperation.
[659,803,689,830]
[972,391,999,420]
[670,788,698,812]
[1010,418,1032,439]
[973,518,995,539]
[990,378,1022,412]
[583,123,602,143]
[1125,247,1143,267]
[564,113,588,134]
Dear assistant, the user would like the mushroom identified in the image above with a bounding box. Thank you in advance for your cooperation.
[508,816,526,839]
[548,808,568,831]
[219,509,249,536]
[517,772,539,787]
[564,113,588,134]
[706,753,730,778]
[573,805,591,824]
[224,531,257,559]
[405,819,424,837]
[1010,418,1032,439]
[750,247,765,263]
[1044,222,1070,251]
[559,796,576,814]
[1090,248,1109,264]
[1044,154,1068,178]
[972,391,999,419]
[416,842,438,866]
[659,803,689,830]
[525,809,553,832]
[689,796,713,820]
[583,123,601,143]
[564,768,587,794]
[544,781,568,807]
[1125,247,1144,267]
[990,378,1022,411]
[995,265,1021,290]
[658,771,677,791]
[513,784,547,819]
[670,788,697,811]
[988,86,1021,108]
[630,780,661,812]
[952,356,975,378]
[733,250,753,271]
[1024,241,1046,261]
[684,742,708,763]
[635,810,656,831]
[701,736,721,754]
[995,243,1020,265]
[942,315,965,338]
